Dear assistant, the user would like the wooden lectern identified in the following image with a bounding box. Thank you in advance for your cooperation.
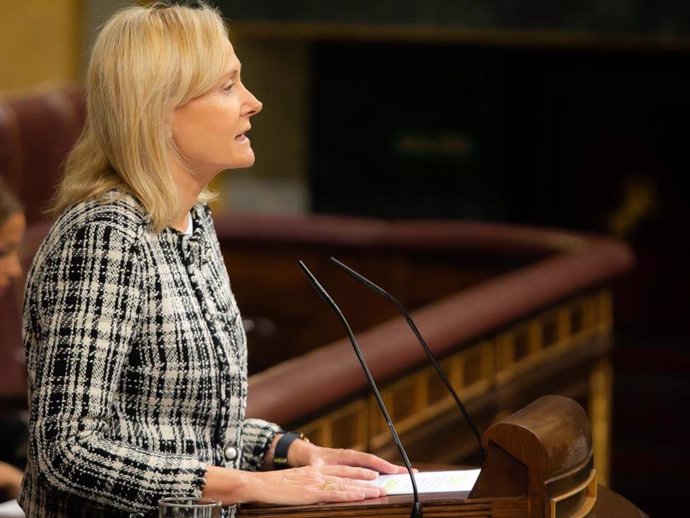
[239,395,618,518]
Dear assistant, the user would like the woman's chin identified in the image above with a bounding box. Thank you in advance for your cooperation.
[226,157,256,171]
[237,152,256,168]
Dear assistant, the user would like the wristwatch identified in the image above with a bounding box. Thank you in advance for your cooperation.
[273,431,309,470]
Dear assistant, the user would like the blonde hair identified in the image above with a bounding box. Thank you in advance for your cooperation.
[52,1,228,231]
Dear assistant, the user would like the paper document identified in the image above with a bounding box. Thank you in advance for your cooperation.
[372,469,481,495]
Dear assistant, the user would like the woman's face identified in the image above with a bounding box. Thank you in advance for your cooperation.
[170,42,262,180]
[0,212,26,297]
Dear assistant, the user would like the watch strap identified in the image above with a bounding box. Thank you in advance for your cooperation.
[273,431,307,470]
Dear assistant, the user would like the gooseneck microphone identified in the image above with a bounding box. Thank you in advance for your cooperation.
[329,256,485,463]
[298,261,423,518]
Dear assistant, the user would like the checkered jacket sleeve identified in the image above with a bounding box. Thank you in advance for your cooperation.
[20,197,282,517]
[22,218,207,513]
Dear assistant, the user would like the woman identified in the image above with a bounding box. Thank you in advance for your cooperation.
[20,2,403,517]
[0,180,26,501]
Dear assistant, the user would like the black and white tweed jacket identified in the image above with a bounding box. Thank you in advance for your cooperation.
[20,193,280,517]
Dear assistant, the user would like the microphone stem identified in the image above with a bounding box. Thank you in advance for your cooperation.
[298,262,423,518]
[350,329,422,516]
[330,256,486,463]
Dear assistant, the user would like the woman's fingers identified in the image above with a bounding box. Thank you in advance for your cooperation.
[315,478,385,501]
[314,469,387,501]
[245,466,385,505]
[299,443,408,475]
[318,464,379,480]
[329,449,408,474]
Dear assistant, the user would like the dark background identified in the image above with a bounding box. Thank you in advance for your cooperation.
[310,42,690,516]
[219,0,690,34]
[219,1,690,515]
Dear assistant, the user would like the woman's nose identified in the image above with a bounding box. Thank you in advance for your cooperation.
[243,86,262,117]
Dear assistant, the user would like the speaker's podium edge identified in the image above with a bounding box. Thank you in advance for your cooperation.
[238,395,599,518]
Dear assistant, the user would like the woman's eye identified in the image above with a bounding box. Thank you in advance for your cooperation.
[223,83,234,92]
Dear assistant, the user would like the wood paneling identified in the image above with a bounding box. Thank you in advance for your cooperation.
[287,290,614,483]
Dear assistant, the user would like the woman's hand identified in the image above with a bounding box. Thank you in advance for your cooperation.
[288,440,408,475]
[202,464,385,506]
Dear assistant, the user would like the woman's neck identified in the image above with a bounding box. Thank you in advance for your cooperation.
[168,158,210,232]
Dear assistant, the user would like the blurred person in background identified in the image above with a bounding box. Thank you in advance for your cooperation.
[0,179,25,300]
[0,178,26,501]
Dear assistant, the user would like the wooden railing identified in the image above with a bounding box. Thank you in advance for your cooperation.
[227,215,634,484]
[296,289,612,483]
